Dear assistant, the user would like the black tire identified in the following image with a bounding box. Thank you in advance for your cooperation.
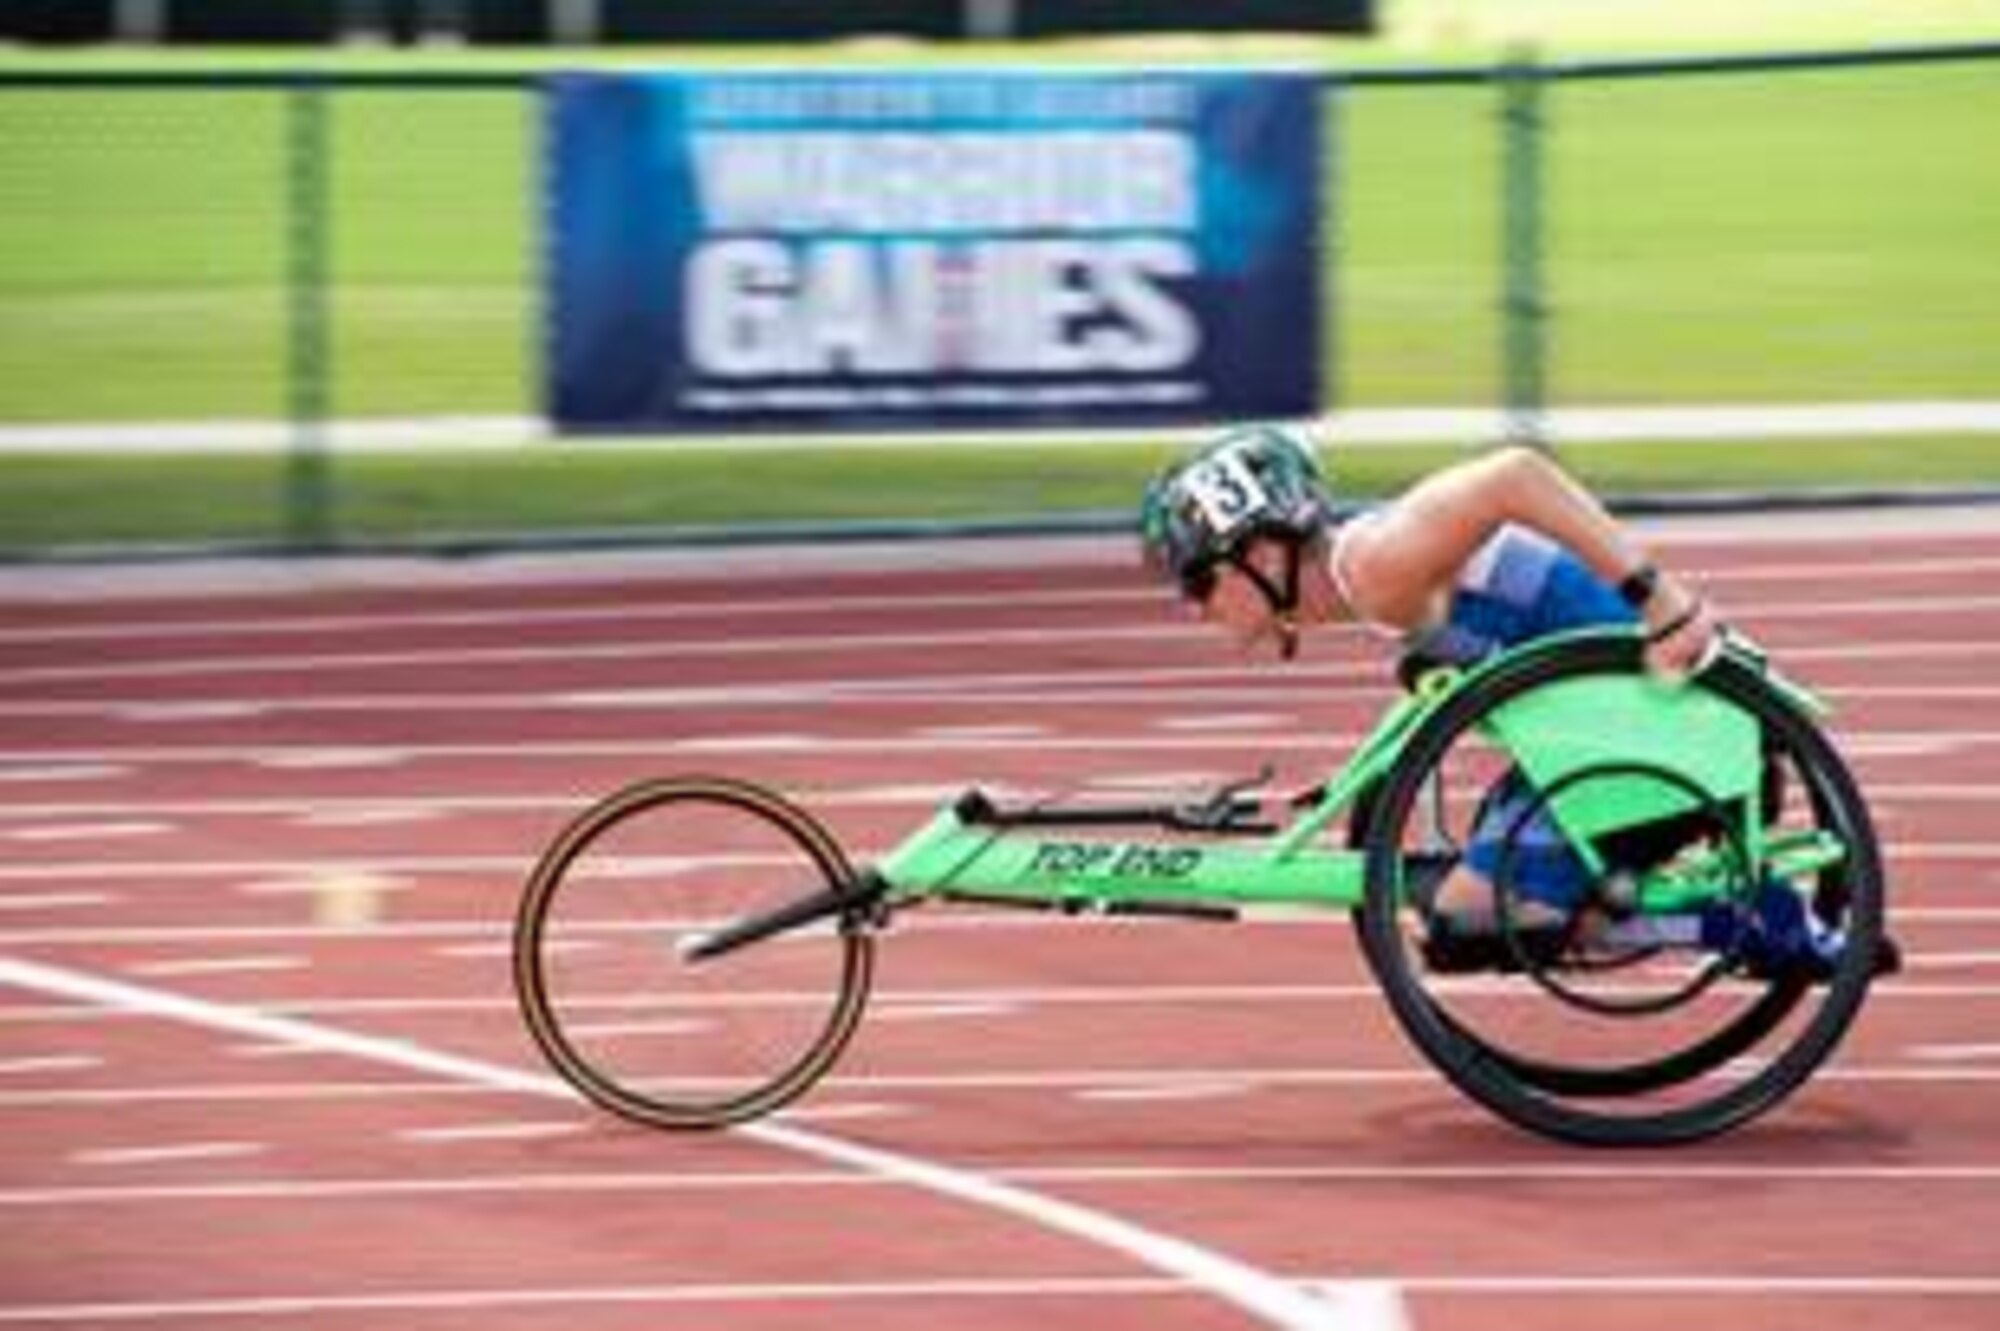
[1348,781,1811,1101]
[514,775,874,1129]
[1429,973,1811,1101]
[1358,635,1886,1146]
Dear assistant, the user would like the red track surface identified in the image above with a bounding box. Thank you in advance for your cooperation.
[3,509,1999,1329]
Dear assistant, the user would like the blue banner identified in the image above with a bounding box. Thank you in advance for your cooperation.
[549,71,1322,432]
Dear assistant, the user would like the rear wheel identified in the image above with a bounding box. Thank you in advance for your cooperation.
[1358,637,1886,1146]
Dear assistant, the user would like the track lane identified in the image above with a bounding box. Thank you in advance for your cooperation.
[5,514,2000,1330]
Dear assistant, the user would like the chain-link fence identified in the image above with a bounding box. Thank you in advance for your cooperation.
[1,46,1995,554]
[0,73,534,426]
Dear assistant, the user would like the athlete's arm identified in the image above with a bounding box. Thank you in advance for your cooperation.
[1339,445,1718,672]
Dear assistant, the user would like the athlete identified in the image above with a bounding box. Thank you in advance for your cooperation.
[1139,423,1892,979]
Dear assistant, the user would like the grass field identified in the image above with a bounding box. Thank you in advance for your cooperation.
[3,62,1996,419]
[1,14,1997,551]
[5,434,1997,553]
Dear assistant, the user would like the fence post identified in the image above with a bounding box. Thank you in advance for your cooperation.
[1499,50,1549,448]
[286,77,335,551]
[1320,77,1343,420]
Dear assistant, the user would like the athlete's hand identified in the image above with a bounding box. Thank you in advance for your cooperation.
[1642,578,1722,681]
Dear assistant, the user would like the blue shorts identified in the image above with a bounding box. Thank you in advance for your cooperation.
[1465,769,1593,910]
[1440,533,1636,911]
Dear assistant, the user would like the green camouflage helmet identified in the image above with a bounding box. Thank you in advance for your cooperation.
[1139,424,1336,599]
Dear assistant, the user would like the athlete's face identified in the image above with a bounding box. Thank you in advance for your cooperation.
[1197,539,1299,658]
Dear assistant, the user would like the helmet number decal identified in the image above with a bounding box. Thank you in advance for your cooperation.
[1183,449,1269,536]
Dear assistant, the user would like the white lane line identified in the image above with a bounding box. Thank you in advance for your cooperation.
[0,1054,102,1075]
[0,786,1035,822]
[3,965,2000,1009]
[225,1042,344,1060]
[0,893,120,912]
[912,725,1049,741]
[8,975,2000,1028]
[0,1272,1984,1323]
[1155,714,1296,733]
[71,1142,265,1168]
[3,894,1999,944]
[0,957,1403,1331]
[291,809,441,829]
[773,1102,913,1124]
[126,957,307,980]
[236,873,417,899]
[1076,1083,1252,1104]
[3,615,1998,690]
[1904,952,2000,970]
[117,703,270,723]
[0,861,520,885]
[0,798,552,821]
[1906,1044,2000,1062]
[0,920,624,944]
[557,1018,712,1038]
[677,734,826,754]
[13,548,2000,649]
[0,585,1156,648]
[1345,1275,2000,1297]
[2,845,1995,894]
[5,1063,2000,1109]
[8,725,2000,769]
[252,751,408,771]
[14,780,1981,826]
[0,622,1195,687]
[5,823,173,844]
[0,734,1354,765]
[431,942,517,961]
[0,765,129,783]
[9,1160,2000,1208]
[870,1002,1024,1023]
[1716,555,2000,584]
[397,1121,585,1145]
[7,551,2000,651]
[0,1278,1195,1323]
[13,675,2000,725]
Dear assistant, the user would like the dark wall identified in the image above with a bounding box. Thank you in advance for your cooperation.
[597,1,959,42]
[168,0,342,42]
[1019,1,1373,36]
[1,1,115,41]
[593,0,1371,42]
[0,0,1372,44]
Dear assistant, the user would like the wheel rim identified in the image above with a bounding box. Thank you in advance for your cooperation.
[515,777,873,1129]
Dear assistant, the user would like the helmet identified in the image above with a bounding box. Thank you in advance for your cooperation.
[1139,424,1335,600]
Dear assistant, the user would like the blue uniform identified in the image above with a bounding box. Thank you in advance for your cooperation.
[1406,527,1637,910]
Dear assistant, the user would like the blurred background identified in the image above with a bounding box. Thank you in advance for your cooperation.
[1,1,1996,556]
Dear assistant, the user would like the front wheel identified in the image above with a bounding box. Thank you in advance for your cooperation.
[513,775,874,1129]
[1358,637,1887,1147]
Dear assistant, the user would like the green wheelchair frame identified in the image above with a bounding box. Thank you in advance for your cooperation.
[515,628,1887,1147]
[875,635,1830,920]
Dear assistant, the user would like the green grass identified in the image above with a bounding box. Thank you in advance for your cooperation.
[1340,63,2000,405]
[4,58,1996,421]
[4,435,1996,552]
[0,87,530,421]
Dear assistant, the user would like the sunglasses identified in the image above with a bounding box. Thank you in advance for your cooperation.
[1180,561,1220,603]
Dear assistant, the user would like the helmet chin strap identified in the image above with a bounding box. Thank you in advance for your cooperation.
[1227,539,1306,661]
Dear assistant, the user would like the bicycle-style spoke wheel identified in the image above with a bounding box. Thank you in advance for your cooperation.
[1358,636,1887,1146]
[513,776,874,1129]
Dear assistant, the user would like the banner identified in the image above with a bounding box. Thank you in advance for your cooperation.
[549,71,1322,432]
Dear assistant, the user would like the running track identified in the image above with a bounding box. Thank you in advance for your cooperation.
[2,507,1998,1330]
